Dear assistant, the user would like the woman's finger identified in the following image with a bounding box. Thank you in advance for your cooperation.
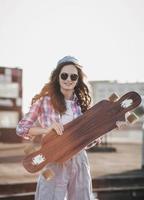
[53,122,64,135]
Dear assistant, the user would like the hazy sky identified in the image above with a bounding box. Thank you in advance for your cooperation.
[0,0,144,111]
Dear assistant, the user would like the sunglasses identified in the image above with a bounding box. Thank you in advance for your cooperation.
[60,73,79,81]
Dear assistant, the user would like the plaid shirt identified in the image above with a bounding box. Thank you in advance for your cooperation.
[16,96,82,139]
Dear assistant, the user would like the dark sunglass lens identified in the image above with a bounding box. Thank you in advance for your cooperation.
[60,73,68,80]
[71,74,78,81]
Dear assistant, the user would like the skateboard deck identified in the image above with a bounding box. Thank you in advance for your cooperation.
[23,91,142,173]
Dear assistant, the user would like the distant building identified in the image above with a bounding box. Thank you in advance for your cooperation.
[89,80,144,143]
[0,66,22,142]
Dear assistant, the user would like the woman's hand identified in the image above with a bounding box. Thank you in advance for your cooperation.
[85,137,103,150]
[94,137,103,145]
[115,121,128,129]
[50,122,64,135]
[27,122,64,138]
[116,112,130,130]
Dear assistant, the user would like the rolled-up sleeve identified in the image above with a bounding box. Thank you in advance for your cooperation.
[16,98,42,139]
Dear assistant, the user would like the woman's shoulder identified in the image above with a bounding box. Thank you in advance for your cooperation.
[42,95,51,101]
[40,95,52,105]
[32,95,51,105]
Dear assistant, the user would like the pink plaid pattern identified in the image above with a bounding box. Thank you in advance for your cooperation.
[16,96,81,139]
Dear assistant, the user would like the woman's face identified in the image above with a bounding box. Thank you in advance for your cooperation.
[59,64,79,92]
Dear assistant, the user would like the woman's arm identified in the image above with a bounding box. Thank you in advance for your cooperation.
[16,98,43,139]
[27,122,64,138]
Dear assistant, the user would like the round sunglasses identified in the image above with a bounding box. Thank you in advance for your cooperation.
[60,73,78,81]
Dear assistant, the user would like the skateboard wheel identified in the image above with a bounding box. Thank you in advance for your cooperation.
[42,169,55,180]
[127,113,138,123]
[109,93,119,102]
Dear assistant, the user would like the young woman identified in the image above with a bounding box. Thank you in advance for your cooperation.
[16,56,101,200]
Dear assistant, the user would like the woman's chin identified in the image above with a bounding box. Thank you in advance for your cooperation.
[62,86,74,91]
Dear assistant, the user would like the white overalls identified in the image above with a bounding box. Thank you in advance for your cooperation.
[35,100,94,200]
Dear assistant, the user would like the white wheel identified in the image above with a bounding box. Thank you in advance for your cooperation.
[127,113,138,124]
[42,169,55,180]
[109,93,119,102]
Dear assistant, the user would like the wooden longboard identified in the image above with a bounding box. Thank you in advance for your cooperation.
[23,91,142,173]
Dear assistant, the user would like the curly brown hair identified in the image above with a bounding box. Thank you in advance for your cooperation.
[31,62,91,113]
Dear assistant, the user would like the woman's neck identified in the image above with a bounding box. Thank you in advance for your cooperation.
[61,89,74,100]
